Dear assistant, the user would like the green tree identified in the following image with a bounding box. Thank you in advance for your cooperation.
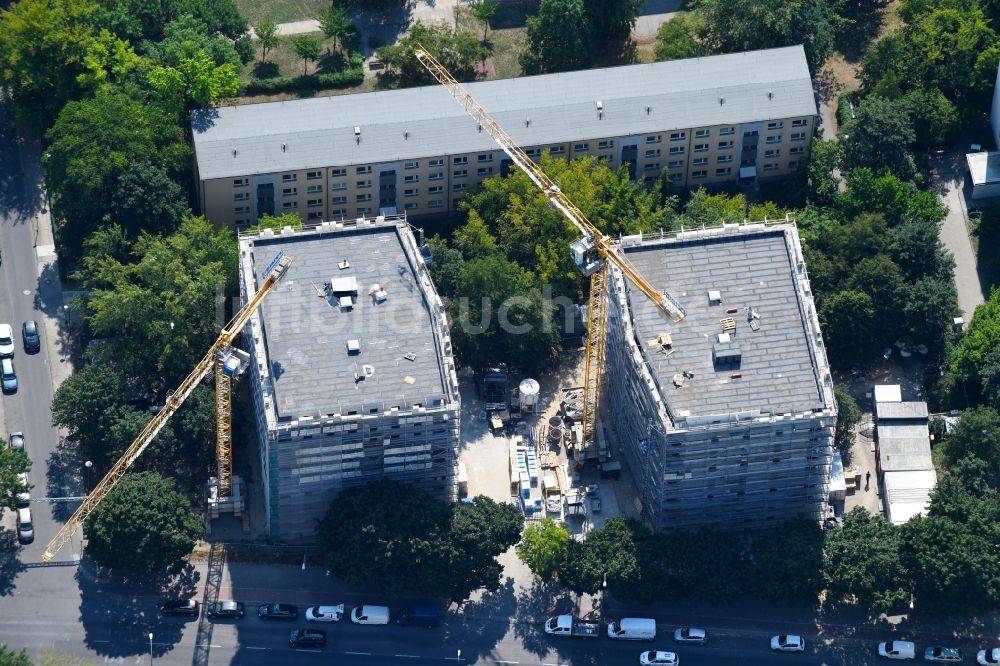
[254,19,279,63]
[819,290,878,368]
[846,254,909,343]
[840,96,916,179]
[376,21,488,86]
[108,161,190,237]
[681,188,746,227]
[0,646,32,666]
[560,517,645,599]
[517,516,571,580]
[84,471,201,572]
[833,384,861,460]
[447,496,523,600]
[903,275,958,355]
[144,15,243,70]
[469,0,498,41]
[805,138,841,206]
[823,508,909,614]
[942,407,1000,483]
[426,236,465,296]
[316,6,352,53]
[951,288,1000,398]
[291,34,322,75]
[654,12,707,61]
[51,364,125,453]
[0,444,31,511]
[583,0,642,48]
[750,517,825,602]
[696,0,839,71]
[900,88,958,149]
[837,168,944,230]
[521,0,591,74]
[76,29,142,93]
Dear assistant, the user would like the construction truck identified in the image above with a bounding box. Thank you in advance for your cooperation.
[544,615,601,639]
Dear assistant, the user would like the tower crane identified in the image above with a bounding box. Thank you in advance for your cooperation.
[42,254,293,562]
[414,48,685,458]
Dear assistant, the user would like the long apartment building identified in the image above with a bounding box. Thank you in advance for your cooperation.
[238,214,460,542]
[193,46,817,227]
[603,222,837,530]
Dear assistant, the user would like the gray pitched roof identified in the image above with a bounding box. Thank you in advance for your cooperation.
[192,46,816,180]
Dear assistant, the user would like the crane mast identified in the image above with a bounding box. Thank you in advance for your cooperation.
[42,254,292,562]
[414,47,684,456]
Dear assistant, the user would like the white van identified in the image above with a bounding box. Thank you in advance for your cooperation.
[350,605,390,625]
[878,640,916,660]
[607,617,656,641]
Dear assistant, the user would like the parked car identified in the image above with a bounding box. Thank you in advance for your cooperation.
[8,432,23,452]
[288,629,326,648]
[880,641,917,660]
[2,358,16,393]
[161,599,199,616]
[16,507,33,544]
[924,647,963,663]
[305,605,344,622]
[0,324,14,357]
[396,604,440,628]
[16,472,29,508]
[978,648,1000,665]
[771,635,805,652]
[258,603,298,620]
[207,601,244,619]
[21,321,39,354]
[639,651,679,666]
[674,627,707,645]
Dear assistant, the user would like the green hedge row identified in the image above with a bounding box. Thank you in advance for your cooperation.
[241,68,365,95]
[836,90,857,129]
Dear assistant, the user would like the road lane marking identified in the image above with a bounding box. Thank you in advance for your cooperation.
[196,644,222,648]
[245,647,267,650]
[394,655,420,659]
[345,652,371,656]
[92,640,110,644]
[295,649,322,653]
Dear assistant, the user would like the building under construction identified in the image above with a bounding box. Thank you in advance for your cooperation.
[238,214,460,542]
[603,222,836,531]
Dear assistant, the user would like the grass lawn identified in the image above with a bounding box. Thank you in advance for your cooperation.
[243,34,345,81]
[455,5,528,80]
[237,0,328,25]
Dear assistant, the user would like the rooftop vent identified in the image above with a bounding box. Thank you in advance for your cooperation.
[346,339,361,354]
[768,90,773,99]
[719,96,725,105]
[404,131,409,140]
[713,340,742,368]
[596,101,603,119]
[645,105,651,115]
[708,290,722,305]
[282,143,287,152]
[525,119,531,127]
[354,126,361,144]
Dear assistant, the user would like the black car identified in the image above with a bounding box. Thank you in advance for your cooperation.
[258,603,298,620]
[21,321,39,354]
[161,599,199,616]
[207,601,245,619]
[289,629,326,648]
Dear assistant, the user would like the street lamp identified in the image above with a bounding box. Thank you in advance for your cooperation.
[454,649,462,663]
[148,633,153,664]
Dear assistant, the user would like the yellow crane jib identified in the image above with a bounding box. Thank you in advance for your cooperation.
[41,254,292,562]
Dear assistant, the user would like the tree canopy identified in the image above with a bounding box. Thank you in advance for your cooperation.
[317,480,522,601]
[376,21,487,86]
[0,444,31,511]
[517,516,571,581]
[84,471,202,572]
[824,508,909,614]
[521,0,591,74]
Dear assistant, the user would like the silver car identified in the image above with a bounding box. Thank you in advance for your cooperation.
[674,627,707,644]
[1,358,16,393]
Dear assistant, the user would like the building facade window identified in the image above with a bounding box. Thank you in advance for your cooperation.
[331,195,347,204]
[428,185,443,194]
[477,153,493,162]
[694,129,710,139]
[644,162,660,171]
[453,169,468,178]
[574,143,589,153]
[306,170,322,180]
[765,135,781,144]
[282,201,298,210]
[307,184,322,194]
[307,198,322,208]
[453,156,468,165]
[692,170,707,179]
[668,146,685,155]
[233,178,249,187]
[717,155,733,164]
[668,159,684,169]
[764,149,780,158]
[477,167,493,177]
[357,207,372,216]
[694,143,708,153]
[282,187,297,196]
[428,172,444,181]
[428,200,444,209]
[669,131,685,141]
[692,157,708,166]
[644,149,661,158]
[792,118,808,127]
[307,212,322,220]
[428,158,444,167]
[788,160,800,169]
[763,163,778,171]
[331,182,347,191]
[525,148,540,158]
[331,208,347,217]
[646,134,663,144]
[356,179,371,188]
[234,192,249,201]
[719,126,735,136]
[598,139,614,149]
[233,205,250,214]
[767,121,783,130]
[716,167,732,177]
[356,193,372,202]
[404,174,418,183]
[404,202,418,211]
[549,145,565,155]
[789,146,805,155]
[404,188,418,197]
[791,132,807,141]
[282,174,297,182]
[453,183,467,192]
[669,173,683,182]
[356,165,372,174]
[718,140,734,149]
[404,161,419,169]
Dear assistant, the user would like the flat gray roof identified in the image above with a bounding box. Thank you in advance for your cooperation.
[247,223,448,420]
[877,422,933,472]
[193,46,816,180]
[622,227,825,418]
[967,151,1000,186]
[876,401,928,421]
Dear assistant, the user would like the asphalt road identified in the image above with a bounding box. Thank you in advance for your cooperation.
[0,103,79,566]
